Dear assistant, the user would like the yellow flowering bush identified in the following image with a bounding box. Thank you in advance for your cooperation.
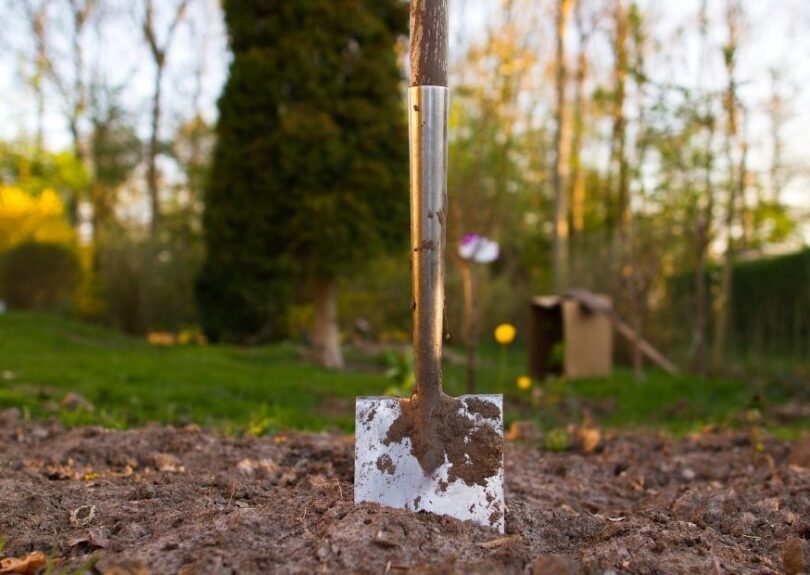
[0,186,75,252]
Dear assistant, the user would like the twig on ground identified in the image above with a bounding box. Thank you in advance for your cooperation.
[476,535,520,549]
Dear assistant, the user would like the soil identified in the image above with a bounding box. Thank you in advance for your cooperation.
[384,395,503,487]
[1,408,809,575]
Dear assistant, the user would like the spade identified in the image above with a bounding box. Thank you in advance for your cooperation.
[354,0,505,532]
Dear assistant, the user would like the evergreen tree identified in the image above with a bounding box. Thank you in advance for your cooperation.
[197,0,409,366]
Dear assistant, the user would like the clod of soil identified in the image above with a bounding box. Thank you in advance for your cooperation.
[464,397,501,421]
[0,407,809,574]
[375,454,396,475]
[783,536,810,575]
[384,394,503,486]
[789,439,810,469]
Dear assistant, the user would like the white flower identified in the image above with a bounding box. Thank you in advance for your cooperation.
[459,234,499,264]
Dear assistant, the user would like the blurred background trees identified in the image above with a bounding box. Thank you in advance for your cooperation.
[0,0,807,374]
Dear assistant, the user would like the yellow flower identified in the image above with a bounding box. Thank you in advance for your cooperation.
[147,332,176,346]
[516,376,532,390]
[494,323,516,345]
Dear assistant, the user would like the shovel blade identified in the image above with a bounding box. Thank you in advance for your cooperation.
[354,395,505,533]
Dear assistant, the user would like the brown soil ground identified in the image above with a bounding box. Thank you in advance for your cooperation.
[1,408,809,575]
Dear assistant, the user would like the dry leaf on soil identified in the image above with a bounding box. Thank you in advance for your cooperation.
[0,551,47,575]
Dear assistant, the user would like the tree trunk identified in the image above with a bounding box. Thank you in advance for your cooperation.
[604,0,628,301]
[312,277,344,370]
[33,2,49,154]
[691,215,709,375]
[147,64,164,238]
[628,266,644,381]
[570,28,587,243]
[569,4,593,286]
[713,0,743,369]
[141,0,191,238]
[714,135,747,368]
[460,262,477,393]
[768,69,786,203]
[691,1,715,375]
[691,118,714,375]
[551,0,575,294]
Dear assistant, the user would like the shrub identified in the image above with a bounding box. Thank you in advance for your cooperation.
[0,242,81,310]
[96,223,203,335]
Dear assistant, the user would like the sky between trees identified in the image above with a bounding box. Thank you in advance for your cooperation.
[0,0,808,237]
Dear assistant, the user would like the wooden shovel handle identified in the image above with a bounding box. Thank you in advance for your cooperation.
[410,0,449,87]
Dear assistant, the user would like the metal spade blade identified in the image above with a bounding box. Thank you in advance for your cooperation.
[355,395,505,532]
[353,0,505,533]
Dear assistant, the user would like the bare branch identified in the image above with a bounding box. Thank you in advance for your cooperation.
[142,0,191,66]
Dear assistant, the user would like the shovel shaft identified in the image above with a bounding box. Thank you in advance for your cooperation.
[409,0,449,405]
[409,86,448,405]
[410,0,449,87]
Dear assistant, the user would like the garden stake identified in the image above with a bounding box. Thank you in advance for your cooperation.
[354,0,505,532]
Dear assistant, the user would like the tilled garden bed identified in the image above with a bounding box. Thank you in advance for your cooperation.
[1,409,808,574]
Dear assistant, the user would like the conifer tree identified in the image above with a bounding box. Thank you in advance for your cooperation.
[198,0,408,367]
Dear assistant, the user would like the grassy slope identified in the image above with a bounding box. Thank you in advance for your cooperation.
[0,312,387,432]
[0,312,805,435]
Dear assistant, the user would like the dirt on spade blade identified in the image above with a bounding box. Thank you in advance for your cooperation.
[1,408,809,575]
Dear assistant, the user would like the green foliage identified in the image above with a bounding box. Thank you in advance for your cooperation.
[198,0,409,342]
[669,248,810,361]
[246,404,286,436]
[730,249,810,358]
[748,200,796,247]
[549,341,565,372]
[0,142,89,219]
[90,92,142,192]
[338,253,412,339]
[382,348,415,397]
[89,91,142,229]
[543,428,571,452]
[0,242,80,310]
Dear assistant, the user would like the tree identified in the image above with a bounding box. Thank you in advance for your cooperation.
[551,0,575,293]
[713,0,745,367]
[140,0,191,238]
[49,0,96,166]
[569,1,598,254]
[88,89,141,247]
[623,1,649,380]
[49,0,97,226]
[0,141,88,204]
[17,0,52,153]
[608,0,629,246]
[169,8,217,220]
[767,68,789,204]
[198,0,409,368]
[690,0,716,375]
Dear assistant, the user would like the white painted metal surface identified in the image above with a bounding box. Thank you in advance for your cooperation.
[354,395,505,533]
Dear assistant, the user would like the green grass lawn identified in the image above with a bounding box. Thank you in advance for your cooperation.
[0,312,388,432]
[0,312,806,436]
